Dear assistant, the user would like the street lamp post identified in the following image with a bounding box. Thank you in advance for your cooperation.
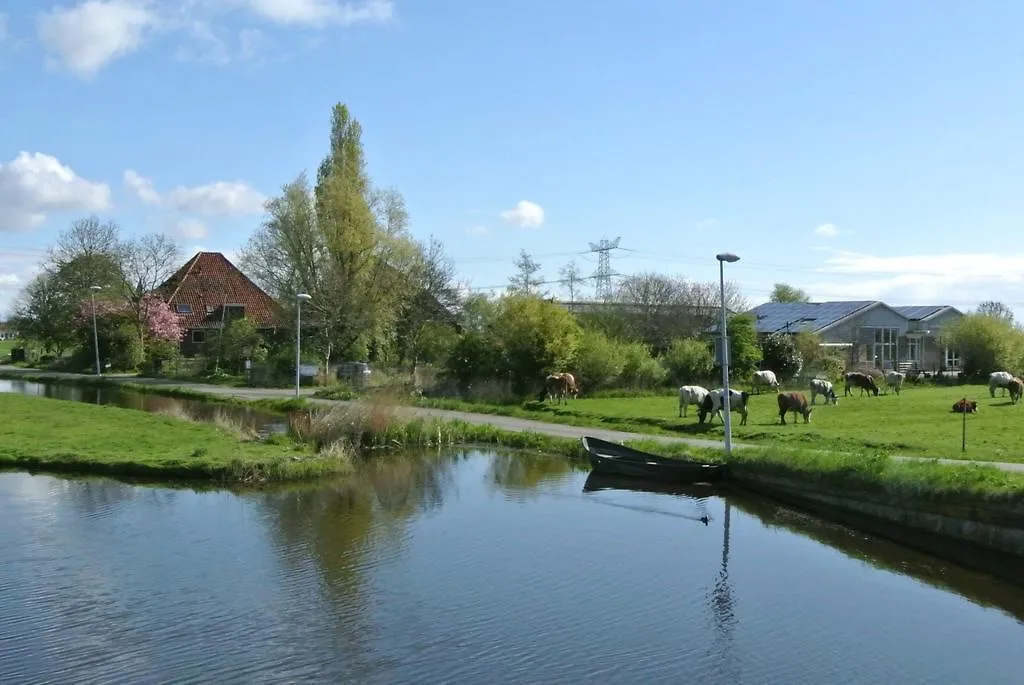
[716,253,740,455]
[89,285,103,375]
[295,293,312,397]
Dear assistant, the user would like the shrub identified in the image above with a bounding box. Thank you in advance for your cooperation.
[760,332,802,381]
[575,328,626,391]
[661,337,714,385]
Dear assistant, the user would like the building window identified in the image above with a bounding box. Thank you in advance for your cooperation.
[191,330,206,344]
[176,303,192,314]
[944,347,960,369]
[905,338,919,362]
[224,305,245,321]
[871,327,899,368]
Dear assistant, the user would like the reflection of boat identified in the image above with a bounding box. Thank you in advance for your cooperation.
[581,436,727,484]
[583,471,721,499]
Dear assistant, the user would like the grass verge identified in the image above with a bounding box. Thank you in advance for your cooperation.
[0,394,338,483]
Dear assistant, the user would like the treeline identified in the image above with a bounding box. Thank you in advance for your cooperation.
[943,304,1024,380]
[13,101,853,395]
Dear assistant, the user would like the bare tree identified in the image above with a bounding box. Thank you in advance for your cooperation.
[119,233,182,346]
[558,261,584,304]
[976,300,1014,324]
[46,216,121,272]
[507,250,544,296]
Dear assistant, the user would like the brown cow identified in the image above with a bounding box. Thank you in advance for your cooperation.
[951,398,978,413]
[844,372,879,397]
[543,373,579,404]
[778,392,813,424]
[1010,377,1024,405]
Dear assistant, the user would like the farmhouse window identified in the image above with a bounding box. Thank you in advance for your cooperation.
[191,330,206,344]
[872,327,899,368]
[176,303,192,314]
[944,347,960,369]
[905,338,919,361]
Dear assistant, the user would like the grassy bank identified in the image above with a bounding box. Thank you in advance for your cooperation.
[0,394,336,483]
[411,384,1024,463]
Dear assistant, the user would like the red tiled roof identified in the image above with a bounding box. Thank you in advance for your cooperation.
[157,252,283,330]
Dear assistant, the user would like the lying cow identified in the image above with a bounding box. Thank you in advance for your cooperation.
[778,392,812,424]
[809,378,837,405]
[951,398,978,413]
[751,369,780,394]
[1010,377,1024,405]
[884,370,906,396]
[844,372,879,397]
[989,371,1014,398]
[699,388,750,426]
[678,385,710,418]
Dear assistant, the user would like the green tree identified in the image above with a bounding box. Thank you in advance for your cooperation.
[769,283,811,303]
[574,328,626,391]
[943,313,1022,379]
[619,341,667,389]
[490,295,582,394]
[661,337,714,385]
[721,314,762,380]
[759,333,803,381]
[507,250,545,296]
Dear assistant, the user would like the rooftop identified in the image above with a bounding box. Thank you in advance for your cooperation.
[157,252,282,329]
[746,301,960,335]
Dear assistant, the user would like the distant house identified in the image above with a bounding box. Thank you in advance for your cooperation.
[0,321,18,341]
[744,301,964,372]
[156,252,283,357]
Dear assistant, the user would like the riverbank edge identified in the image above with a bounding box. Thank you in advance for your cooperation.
[734,473,1024,586]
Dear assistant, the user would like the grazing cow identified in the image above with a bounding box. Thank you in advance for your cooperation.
[751,370,780,394]
[1009,377,1024,405]
[884,370,906,396]
[951,398,979,413]
[699,388,750,426]
[844,372,879,397]
[543,373,578,404]
[809,378,838,405]
[989,371,1015,398]
[777,392,813,424]
[678,385,710,418]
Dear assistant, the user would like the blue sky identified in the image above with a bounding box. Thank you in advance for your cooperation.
[2,0,1024,319]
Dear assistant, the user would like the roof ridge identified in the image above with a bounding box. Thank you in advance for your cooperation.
[166,252,202,303]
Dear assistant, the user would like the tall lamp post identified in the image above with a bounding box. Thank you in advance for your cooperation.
[716,253,740,455]
[295,293,312,397]
[89,285,103,375]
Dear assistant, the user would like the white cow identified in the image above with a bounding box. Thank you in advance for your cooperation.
[678,385,710,418]
[990,371,1015,398]
[751,370,780,394]
[809,378,838,405]
[699,388,750,426]
[884,370,906,396]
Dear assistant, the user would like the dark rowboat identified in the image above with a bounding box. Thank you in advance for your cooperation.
[583,471,722,499]
[581,436,727,484]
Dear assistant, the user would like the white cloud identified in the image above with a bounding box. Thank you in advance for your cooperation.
[167,180,267,215]
[173,218,208,239]
[123,169,160,204]
[37,0,160,79]
[500,200,545,229]
[241,0,394,26]
[814,223,840,238]
[0,273,21,288]
[807,251,1024,310]
[0,152,111,231]
[465,225,490,237]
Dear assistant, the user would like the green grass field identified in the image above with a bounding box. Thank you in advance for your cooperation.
[419,383,1024,463]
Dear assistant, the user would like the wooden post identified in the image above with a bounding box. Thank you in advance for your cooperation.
[962,398,967,452]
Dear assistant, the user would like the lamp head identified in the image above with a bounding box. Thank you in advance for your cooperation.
[296,293,312,302]
[716,253,740,263]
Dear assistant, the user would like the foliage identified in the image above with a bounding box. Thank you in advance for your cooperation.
[558,261,585,303]
[490,295,582,393]
[722,314,762,379]
[574,328,626,391]
[759,332,803,381]
[943,314,1022,380]
[444,330,504,391]
[769,283,811,303]
[204,317,269,373]
[619,341,667,389]
[660,337,714,385]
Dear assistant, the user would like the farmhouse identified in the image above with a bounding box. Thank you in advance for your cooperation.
[746,301,964,373]
[156,252,282,357]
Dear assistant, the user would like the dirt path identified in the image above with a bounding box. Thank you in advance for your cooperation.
[3,366,1023,474]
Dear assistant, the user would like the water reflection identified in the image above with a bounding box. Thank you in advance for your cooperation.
[0,378,288,433]
[2,450,1023,684]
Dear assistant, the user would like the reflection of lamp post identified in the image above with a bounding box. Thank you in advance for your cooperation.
[295,293,312,397]
[716,253,740,455]
[89,285,103,375]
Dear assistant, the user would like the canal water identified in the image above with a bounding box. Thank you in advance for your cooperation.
[2,449,1022,684]
[0,378,289,434]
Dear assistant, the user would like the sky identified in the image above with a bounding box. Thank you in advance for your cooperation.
[2,0,1024,320]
